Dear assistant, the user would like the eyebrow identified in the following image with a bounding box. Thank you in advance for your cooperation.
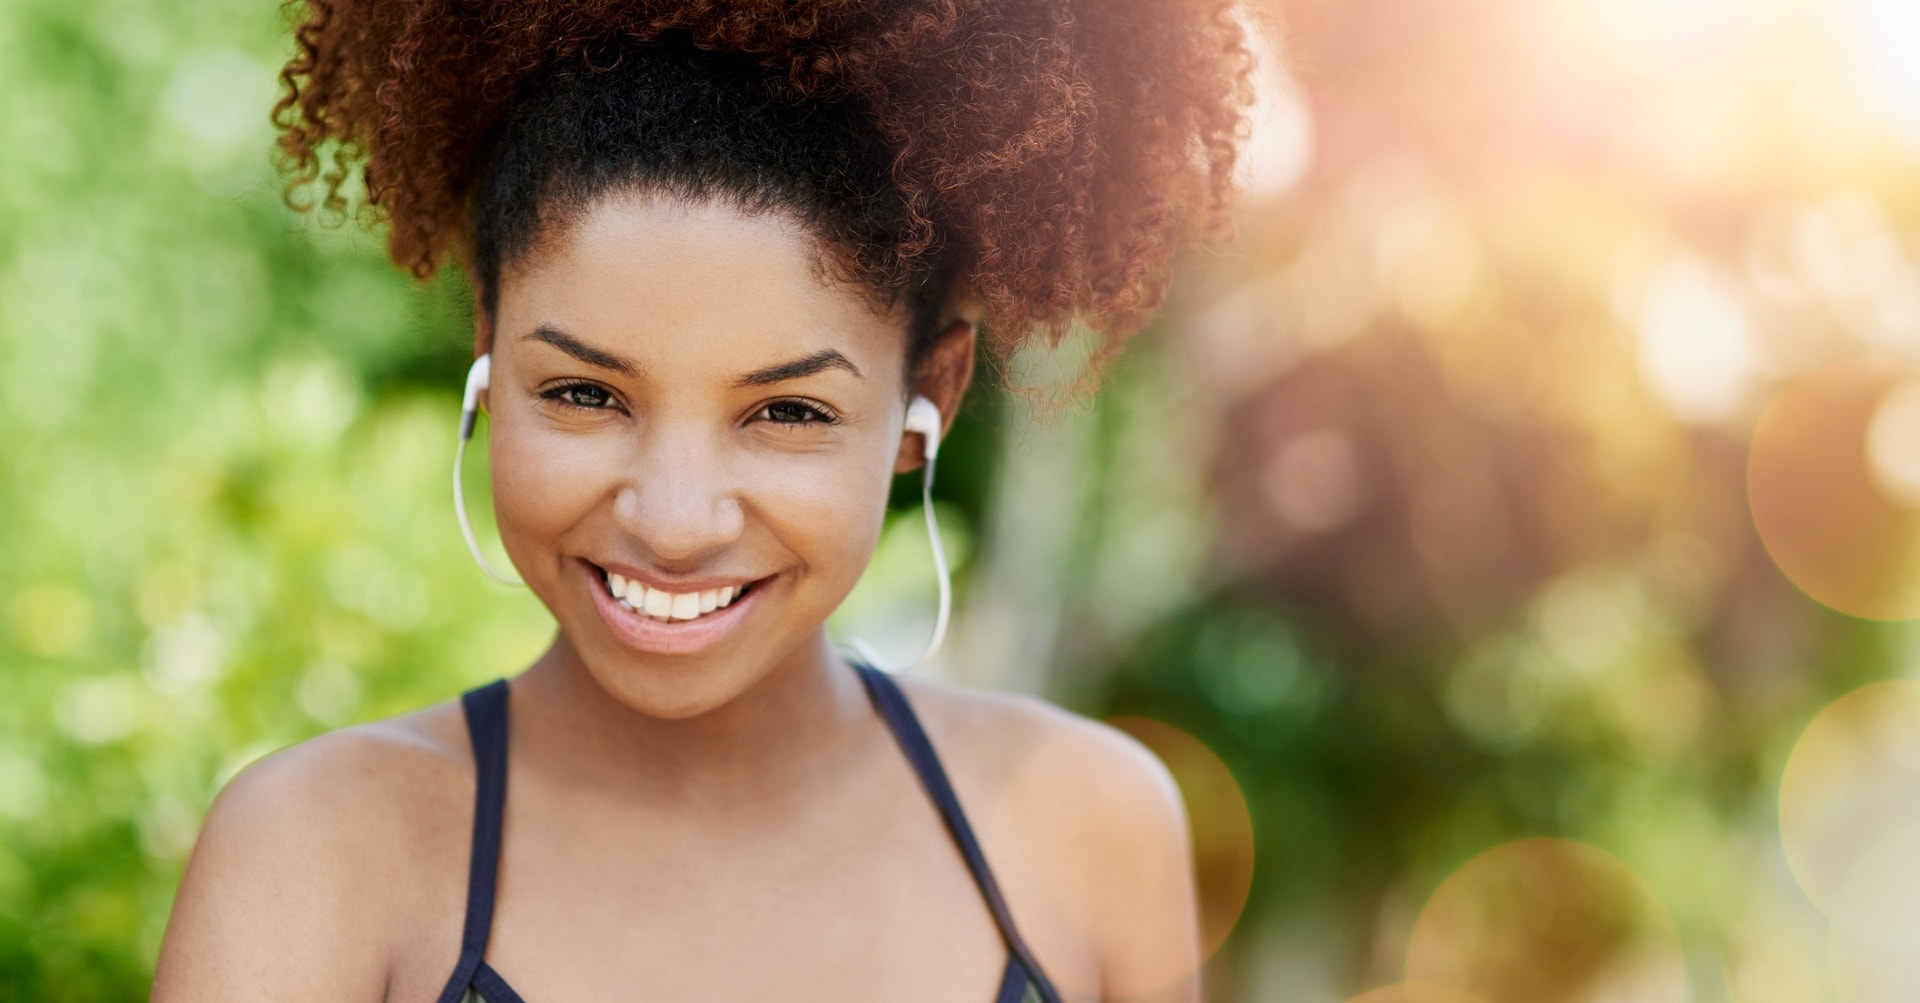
[521,325,640,376]
[520,325,861,387]
[732,349,863,388]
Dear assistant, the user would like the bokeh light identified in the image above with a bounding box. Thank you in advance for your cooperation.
[1866,379,1920,506]
[1748,362,1920,621]
[1107,716,1256,963]
[1719,898,1830,1003]
[1780,681,1920,948]
[1632,255,1755,424]
[1842,0,1920,148]
[1830,927,1920,1003]
[1405,839,1687,1003]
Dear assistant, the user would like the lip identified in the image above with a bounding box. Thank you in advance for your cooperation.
[581,559,769,656]
[594,560,759,596]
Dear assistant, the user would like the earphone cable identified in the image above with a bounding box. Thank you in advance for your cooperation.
[453,414,526,587]
[909,448,951,671]
[844,435,951,674]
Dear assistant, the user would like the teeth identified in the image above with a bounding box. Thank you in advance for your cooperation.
[603,569,752,622]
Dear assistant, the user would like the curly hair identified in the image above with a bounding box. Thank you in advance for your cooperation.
[275,0,1251,369]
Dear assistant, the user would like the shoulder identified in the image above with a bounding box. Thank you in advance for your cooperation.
[893,676,1201,1000]
[198,700,476,869]
[152,697,476,1002]
[895,676,1184,837]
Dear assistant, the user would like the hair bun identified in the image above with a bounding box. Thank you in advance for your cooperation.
[275,0,1252,363]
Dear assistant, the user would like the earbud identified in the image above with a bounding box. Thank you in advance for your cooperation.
[904,394,942,461]
[460,353,491,441]
[453,353,524,586]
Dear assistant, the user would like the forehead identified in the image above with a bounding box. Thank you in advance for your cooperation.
[494,194,908,380]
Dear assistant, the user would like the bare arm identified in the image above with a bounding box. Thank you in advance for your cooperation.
[988,707,1205,1003]
[151,732,413,1002]
[1079,730,1204,1003]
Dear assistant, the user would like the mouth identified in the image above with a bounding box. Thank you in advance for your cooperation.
[580,559,771,655]
[598,565,764,622]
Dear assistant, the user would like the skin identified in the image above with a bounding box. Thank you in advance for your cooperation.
[152,194,1203,1003]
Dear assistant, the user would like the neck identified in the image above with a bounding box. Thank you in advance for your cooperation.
[511,629,877,812]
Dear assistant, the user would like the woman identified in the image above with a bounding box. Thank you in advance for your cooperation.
[152,2,1248,1001]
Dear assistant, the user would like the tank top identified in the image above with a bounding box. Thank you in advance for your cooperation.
[435,663,1064,1003]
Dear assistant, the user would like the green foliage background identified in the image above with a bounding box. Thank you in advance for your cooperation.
[0,0,559,994]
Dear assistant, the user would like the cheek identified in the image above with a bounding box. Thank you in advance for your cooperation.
[487,421,608,566]
[755,444,897,583]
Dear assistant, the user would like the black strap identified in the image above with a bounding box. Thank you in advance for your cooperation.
[853,664,1062,1003]
[993,956,1033,1003]
[435,678,511,1003]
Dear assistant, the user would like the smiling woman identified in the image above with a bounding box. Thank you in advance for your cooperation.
[149,5,1250,1003]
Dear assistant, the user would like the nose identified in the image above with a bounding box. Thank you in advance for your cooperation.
[610,424,746,567]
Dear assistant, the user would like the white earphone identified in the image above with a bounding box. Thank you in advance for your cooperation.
[453,353,954,668]
[884,393,951,671]
[904,394,942,461]
[454,354,524,586]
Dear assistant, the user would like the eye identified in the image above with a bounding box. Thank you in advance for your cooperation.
[757,398,840,426]
[542,381,616,410]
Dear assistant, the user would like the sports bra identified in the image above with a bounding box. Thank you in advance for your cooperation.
[435,662,1063,1003]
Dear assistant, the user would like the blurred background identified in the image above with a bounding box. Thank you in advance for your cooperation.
[3,0,1919,999]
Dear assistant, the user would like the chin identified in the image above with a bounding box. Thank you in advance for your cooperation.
[576,648,766,721]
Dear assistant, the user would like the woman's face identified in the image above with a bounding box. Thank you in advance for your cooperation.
[483,193,954,718]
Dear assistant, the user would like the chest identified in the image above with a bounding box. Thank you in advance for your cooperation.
[384,769,1020,1003]
[508,803,1011,1000]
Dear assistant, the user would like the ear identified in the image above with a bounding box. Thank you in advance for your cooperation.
[893,319,977,475]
